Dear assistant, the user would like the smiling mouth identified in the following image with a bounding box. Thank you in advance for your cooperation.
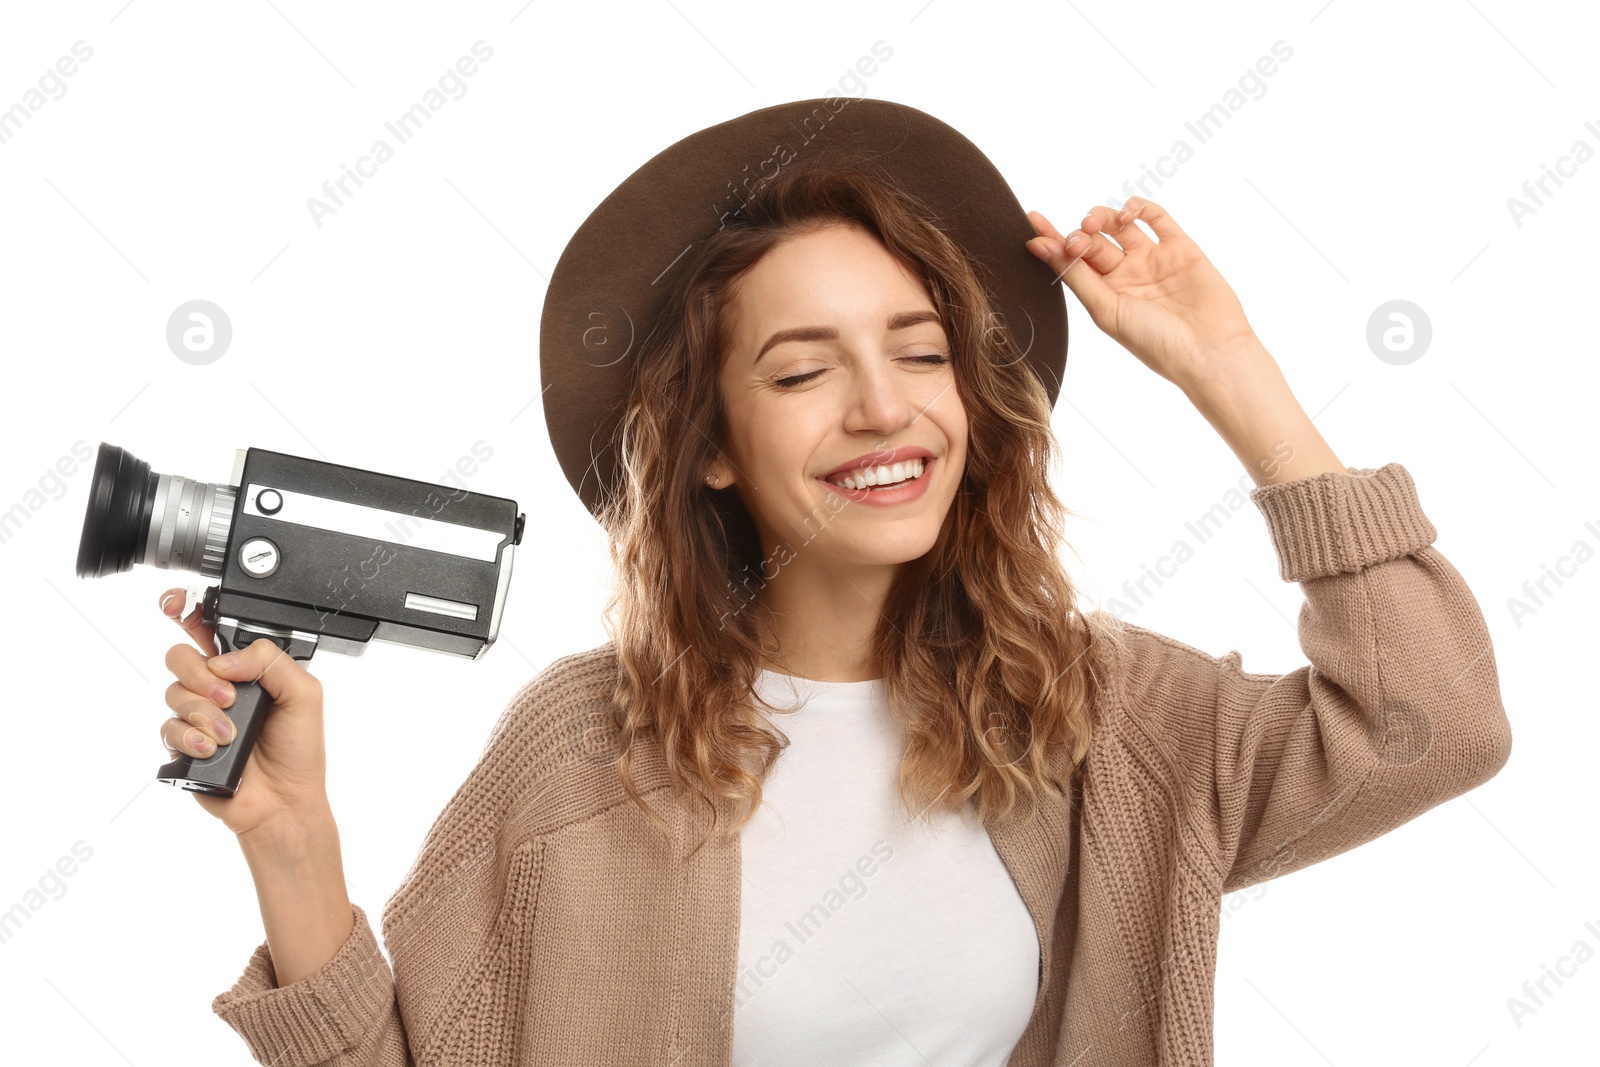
[820,457,934,492]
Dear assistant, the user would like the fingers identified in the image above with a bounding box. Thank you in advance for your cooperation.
[166,643,237,711]
[159,587,217,658]
[1028,209,1122,277]
[161,691,232,758]
[164,643,237,754]
[1084,204,1152,252]
[1027,211,1088,279]
[1027,209,1067,243]
[1118,197,1188,244]
[1026,210,1119,327]
[1073,209,1128,274]
[1029,197,1188,262]
[160,714,212,760]
[157,634,320,763]
[207,636,321,707]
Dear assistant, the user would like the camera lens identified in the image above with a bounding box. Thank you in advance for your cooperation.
[76,443,152,578]
[76,443,236,580]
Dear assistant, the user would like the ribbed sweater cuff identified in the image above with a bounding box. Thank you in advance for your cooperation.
[1248,462,1437,583]
[211,903,396,1067]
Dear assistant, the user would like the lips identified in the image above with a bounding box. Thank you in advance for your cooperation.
[821,445,935,480]
[818,455,936,505]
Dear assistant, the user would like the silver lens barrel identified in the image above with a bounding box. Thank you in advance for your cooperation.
[140,474,237,578]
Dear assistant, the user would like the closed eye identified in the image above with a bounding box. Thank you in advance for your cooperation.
[773,353,950,389]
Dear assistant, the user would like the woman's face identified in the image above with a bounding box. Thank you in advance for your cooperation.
[714,221,968,573]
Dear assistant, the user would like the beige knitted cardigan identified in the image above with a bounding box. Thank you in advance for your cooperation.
[211,462,1513,1065]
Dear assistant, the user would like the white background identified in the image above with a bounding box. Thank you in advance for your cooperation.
[1,1,1595,1063]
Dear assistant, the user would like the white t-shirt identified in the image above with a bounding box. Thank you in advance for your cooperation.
[731,668,1039,1065]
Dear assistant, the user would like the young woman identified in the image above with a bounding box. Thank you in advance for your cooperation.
[159,108,1511,1066]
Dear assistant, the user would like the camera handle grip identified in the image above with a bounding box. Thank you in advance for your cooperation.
[156,624,319,798]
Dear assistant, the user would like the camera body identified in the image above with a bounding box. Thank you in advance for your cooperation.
[77,441,526,796]
[206,446,522,659]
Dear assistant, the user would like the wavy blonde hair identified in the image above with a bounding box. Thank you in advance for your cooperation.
[596,159,1125,857]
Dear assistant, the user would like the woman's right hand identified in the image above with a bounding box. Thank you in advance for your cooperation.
[158,588,331,840]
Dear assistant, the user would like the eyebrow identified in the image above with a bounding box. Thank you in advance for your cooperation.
[754,309,943,364]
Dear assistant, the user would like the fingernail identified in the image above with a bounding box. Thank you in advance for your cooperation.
[1065,233,1086,251]
[1028,240,1049,260]
[211,683,234,708]
[187,729,213,754]
[209,654,235,671]
[214,717,234,742]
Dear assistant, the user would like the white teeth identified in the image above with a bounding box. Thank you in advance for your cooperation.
[829,457,925,490]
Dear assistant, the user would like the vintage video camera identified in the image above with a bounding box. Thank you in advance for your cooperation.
[76,442,525,798]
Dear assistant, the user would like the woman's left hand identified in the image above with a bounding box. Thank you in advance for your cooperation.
[1027,198,1265,393]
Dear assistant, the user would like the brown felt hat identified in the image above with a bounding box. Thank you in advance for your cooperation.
[539,96,1068,522]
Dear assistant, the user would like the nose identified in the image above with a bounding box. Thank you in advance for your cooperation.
[842,355,921,436]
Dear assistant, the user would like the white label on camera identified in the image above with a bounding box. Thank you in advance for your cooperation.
[240,483,504,562]
[403,592,479,621]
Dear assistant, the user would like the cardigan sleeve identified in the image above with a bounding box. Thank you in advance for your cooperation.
[210,903,413,1066]
[209,663,574,1066]
[1106,462,1513,895]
